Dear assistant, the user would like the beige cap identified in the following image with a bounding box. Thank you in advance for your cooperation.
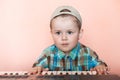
[51,6,82,24]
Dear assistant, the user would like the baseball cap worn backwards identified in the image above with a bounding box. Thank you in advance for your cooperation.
[51,6,82,24]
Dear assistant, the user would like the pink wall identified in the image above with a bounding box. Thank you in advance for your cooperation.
[0,0,120,75]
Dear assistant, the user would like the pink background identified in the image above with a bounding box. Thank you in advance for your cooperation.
[0,0,120,75]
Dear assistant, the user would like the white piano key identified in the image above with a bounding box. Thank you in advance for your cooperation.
[86,71,92,75]
[71,71,77,75]
[81,71,87,75]
[66,71,72,75]
[41,71,48,75]
[91,71,97,75]
[47,71,52,75]
[0,72,5,75]
[76,71,81,75]
[57,71,67,75]
[50,71,57,75]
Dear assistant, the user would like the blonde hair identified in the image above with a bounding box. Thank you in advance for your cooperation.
[50,14,82,31]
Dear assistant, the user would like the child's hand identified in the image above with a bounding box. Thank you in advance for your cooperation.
[90,65,109,75]
[29,66,49,75]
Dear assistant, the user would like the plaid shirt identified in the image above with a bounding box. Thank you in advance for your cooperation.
[33,42,106,71]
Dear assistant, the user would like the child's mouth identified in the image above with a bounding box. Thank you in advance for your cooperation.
[61,43,69,46]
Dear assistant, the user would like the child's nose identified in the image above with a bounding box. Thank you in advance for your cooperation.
[61,34,67,40]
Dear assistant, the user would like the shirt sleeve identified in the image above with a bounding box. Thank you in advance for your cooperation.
[32,48,51,68]
[88,48,107,67]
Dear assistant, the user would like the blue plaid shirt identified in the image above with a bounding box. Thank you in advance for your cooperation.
[33,42,106,71]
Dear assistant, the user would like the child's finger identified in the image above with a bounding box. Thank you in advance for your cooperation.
[43,68,49,71]
[90,68,95,71]
[104,67,110,74]
[96,68,102,75]
[37,67,42,75]
[29,67,38,75]
[106,67,110,71]
[92,67,102,75]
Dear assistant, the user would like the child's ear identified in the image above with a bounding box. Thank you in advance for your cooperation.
[79,29,84,39]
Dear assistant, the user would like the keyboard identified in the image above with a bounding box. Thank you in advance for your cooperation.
[0,71,119,80]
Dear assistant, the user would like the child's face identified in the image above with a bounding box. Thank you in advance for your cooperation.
[51,16,80,54]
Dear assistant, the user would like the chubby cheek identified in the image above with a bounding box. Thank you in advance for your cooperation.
[69,38,79,48]
[52,36,61,44]
[69,35,79,43]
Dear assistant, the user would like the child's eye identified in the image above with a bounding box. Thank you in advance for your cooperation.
[67,31,73,34]
[56,32,61,35]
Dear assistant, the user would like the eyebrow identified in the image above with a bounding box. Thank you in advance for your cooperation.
[52,30,61,32]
